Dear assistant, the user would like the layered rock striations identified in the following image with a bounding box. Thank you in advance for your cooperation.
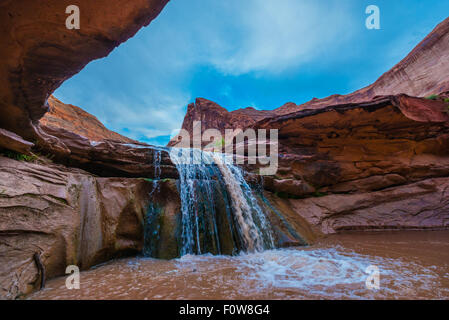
[0,156,153,299]
[0,0,172,300]
[40,96,136,143]
[275,16,449,115]
[170,17,449,234]
[255,95,449,233]
[0,0,169,141]
[1,0,449,300]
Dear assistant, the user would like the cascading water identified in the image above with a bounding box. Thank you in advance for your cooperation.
[148,147,275,257]
[211,153,274,252]
[143,148,162,257]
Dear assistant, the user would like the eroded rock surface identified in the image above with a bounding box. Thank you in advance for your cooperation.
[0,0,169,141]
[285,177,449,234]
[275,16,449,115]
[40,96,136,143]
[35,124,178,178]
[0,156,154,299]
[168,98,276,146]
[0,128,34,155]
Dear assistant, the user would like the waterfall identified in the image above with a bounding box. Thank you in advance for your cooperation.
[168,148,274,256]
[211,153,274,252]
[143,148,162,257]
[169,149,224,255]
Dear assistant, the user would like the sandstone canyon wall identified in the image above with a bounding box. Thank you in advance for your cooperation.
[0,0,169,142]
[0,0,171,300]
[170,17,449,235]
[40,96,136,143]
[0,0,448,300]
[0,156,153,299]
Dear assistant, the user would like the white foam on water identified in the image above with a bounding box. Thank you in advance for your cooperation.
[174,246,447,299]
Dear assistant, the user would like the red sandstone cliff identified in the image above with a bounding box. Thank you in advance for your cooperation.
[0,1,448,300]
[171,16,449,132]
[0,0,169,141]
[170,17,449,235]
[275,16,449,115]
[40,96,135,143]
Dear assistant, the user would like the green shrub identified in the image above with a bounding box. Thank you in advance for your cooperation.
[425,94,439,100]
[312,191,328,198]
[0,150,38,162]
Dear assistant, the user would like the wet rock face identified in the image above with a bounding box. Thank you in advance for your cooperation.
[0,0,169,140]
[143,178,315,260]
[0,156,152,299]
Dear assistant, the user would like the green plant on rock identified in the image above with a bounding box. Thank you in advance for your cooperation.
[425,94,439,100]
[312,191,328,198]
[214,137,225,149]
[0,150,38,162]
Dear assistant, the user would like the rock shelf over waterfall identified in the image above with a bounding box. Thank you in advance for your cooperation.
[0,1,448,300]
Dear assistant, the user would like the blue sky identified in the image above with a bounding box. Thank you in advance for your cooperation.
[54,0,449,146]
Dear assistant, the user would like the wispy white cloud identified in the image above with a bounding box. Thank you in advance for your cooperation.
[207,0,357,75]
[146,0,357,75]
[55,0,359,145]
[88,91,189,141]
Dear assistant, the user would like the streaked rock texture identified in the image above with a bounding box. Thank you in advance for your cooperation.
[275,16,449,115]
[0,156,153,299]
[285,177,449,234]
[40,96,135,143]
[168,98,276,146]
[0,0,169,141]
[0,128,34,155]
